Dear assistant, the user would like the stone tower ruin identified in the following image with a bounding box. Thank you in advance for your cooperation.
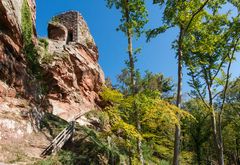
[48,11,95,46]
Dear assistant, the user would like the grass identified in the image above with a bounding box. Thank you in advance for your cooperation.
[40,113,69,137]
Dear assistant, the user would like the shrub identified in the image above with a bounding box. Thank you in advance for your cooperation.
[38,38,49,49]
[34,150,77,165]
[21,0,40,76]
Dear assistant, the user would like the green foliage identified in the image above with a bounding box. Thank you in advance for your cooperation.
[34,150,77,165]
[182,99,211,164]
[40,113,68,137]
[159,160,170,165]
[117,69,174,99]
[180,151,195,165]
[183,7,239,99]
[78,126,121,163]
[40,51,54,64]
[222,78,240,164]
[37,38,57,64]
[38,38,49,49]
[106,0,148,38]
[147,0,209,41]
[21,0,40,75]
[22,0,33,46]
[101,87,124,103]
[100,87,192,163]
[146,1,211,163]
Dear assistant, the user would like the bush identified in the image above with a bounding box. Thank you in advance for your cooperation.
[39,38,49,49]
[41,51,54,64]
[34,150,77,165]
[40,113,68,137]
[159,160,171,165]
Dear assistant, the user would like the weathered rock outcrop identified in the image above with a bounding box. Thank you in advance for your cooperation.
[39,11,105,121]
[41,38,105,121]
[0,81,50,163]
[0,0,37,96]
[0,0,105,162]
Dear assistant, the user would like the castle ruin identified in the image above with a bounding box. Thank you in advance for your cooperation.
[48,11,95,46]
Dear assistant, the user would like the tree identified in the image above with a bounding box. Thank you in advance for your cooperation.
[182,99,211,165]
[222,78,240,164]
[147,1,209,164]
[106,0,148,164]
[117,69,174,100]
[106,0,148,94]
[100,87,191,164]
[183,7,240,164]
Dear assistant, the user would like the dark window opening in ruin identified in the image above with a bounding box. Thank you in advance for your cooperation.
[67,31,73,44]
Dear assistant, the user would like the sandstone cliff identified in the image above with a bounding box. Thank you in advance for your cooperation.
[40,11,105,121]
[0,0,105,163]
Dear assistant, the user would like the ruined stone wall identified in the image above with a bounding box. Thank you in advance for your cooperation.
[56,11,79,42]
[77,14,95,46]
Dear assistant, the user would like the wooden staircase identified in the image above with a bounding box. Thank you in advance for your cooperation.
[40,112,86,157]
[40,121,75,157]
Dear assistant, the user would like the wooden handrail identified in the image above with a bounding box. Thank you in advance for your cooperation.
[40,121,75,157]
[40,111,88,157]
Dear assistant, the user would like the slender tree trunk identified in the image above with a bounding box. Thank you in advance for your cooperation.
[126,0,135,94]
[126,2,144,163]
[173,28,183,165]
[173,125,181,165]
[210,105,224,165]
[127,31,135,93]
[202,62,224,165]
[137,117,144,165]
[216,38,239,165]
[218,113,224,165]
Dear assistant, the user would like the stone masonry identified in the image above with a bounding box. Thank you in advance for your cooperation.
[55,11,79,42]
[48,11,95,47]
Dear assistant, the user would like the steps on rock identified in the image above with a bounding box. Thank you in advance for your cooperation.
[40,121,75,157]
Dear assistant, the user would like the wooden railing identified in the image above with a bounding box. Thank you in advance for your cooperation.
[40,112,86,157]
[40,121,75,157]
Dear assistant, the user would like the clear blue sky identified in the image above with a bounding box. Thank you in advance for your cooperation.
[36,0,239,96]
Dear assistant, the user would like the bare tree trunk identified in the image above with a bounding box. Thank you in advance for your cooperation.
[210,109,224,165]
[126,1,135,94]
[173,28,183,165]
[218,113,224,165]
[126,1,143,163]
[173,125,181,165]
[137,118,144,165]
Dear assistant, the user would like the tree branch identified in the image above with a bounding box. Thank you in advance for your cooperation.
[189,70,210,109]
[219,37,240,114]
[184,0,209,33]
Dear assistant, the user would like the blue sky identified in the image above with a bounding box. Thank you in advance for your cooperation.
[36,0,239,96]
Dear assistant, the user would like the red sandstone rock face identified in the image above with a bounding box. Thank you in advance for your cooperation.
[0,0,36,46]
[0,0,104,120]
[0,0,37,97]
[41,42,105,121]
[40,12,105,121]
[0,81,16,97]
